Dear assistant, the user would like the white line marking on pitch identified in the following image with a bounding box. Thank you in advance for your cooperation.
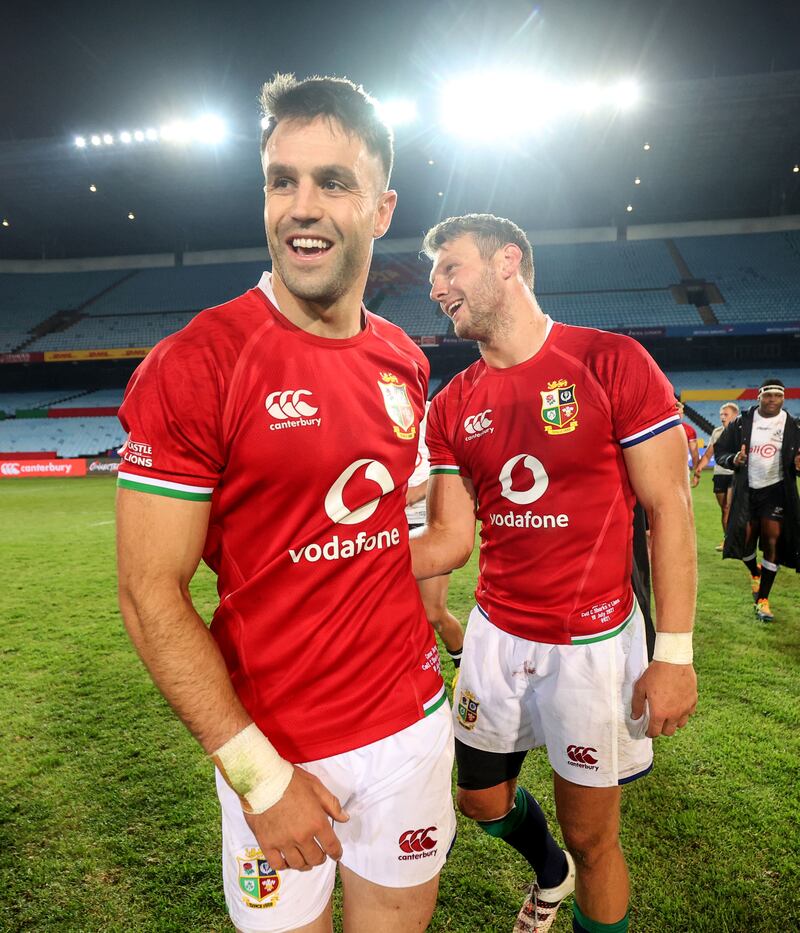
[88,520,114,526]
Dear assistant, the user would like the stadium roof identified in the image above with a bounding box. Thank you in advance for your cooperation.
[2,0,800,259]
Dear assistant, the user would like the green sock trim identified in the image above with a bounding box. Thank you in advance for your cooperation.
[573,901,629,933]
[477,786,527,838]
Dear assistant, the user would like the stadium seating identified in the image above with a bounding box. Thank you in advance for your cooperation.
[26,312,198,351]
[0,390,83,414]
[0,416,126,458]
[538,290,696,329]
[533,240,679,291]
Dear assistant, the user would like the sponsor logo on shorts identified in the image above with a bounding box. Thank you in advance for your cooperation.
[378,372,417,441]
[236,848,280,909]
[119,437,153,468]
[540,379,579,435]
[464,409,494,441]
[288,459,401,564]
[398,827,438,860]
[266,388,321,430]
[566,745,600,771]
[456,690,480,730]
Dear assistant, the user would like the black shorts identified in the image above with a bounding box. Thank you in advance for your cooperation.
[713,474,733,495]
[455,739,527,790]
[748,482,786,522]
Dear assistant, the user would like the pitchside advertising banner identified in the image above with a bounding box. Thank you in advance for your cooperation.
[0,458,120,478]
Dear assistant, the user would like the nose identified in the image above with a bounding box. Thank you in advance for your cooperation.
[430,276,447,304]
[290,179,323,223]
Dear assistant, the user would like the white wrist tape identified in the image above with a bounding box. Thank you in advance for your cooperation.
[653,632,693,665]
[212,723,294,814]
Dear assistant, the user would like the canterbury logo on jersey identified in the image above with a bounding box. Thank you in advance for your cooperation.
[464,409,493,440]
[288,459,401,564]
[266,389,321,429]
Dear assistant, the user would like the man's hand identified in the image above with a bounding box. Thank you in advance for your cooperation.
[244,766,349,872]
[631,661,698,738]
[690,470,700,488]
[733,444,747,466]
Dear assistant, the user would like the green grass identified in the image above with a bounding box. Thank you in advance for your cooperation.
[1,476,798,932]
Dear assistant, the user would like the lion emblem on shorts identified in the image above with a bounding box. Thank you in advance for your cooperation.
[457,690,480,730]
[237,848,280,908]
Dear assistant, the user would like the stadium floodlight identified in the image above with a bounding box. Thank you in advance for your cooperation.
[634,176,641,185]
[2,219,9,228]
[192,113,227,144]
[103,133,114,145]
[613,80,640,110]
[145,127,158,141]
[75,136,87,148]
[376,98,418,129]
[127,211,135,220]
[575,82,605,113]
[89,184,97,192]
[794,164,799,173]
[643,142,651,151]
[91,135,102,146]
[626,204,634,212]
[133,129,145,142]
[120,131,132,144]
[440,71,557,141]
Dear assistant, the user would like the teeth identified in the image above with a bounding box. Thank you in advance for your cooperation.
[448,300,463,316]
[292,237,331,249]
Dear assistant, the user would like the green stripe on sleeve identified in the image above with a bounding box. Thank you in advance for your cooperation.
[117,478,213,501]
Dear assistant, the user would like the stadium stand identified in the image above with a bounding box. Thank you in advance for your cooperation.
[26,312,198,351]
[0,417,125,458]
[533,240,679,291]
[539,289,694,328]
[674,232,800,323]
[0,390,83,414]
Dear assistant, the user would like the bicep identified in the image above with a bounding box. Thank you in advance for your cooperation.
[116,487,211,595]
[622,427,691,511]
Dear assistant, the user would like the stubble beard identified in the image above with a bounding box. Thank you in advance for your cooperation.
[268,228,368,307]
[455,267,510,345]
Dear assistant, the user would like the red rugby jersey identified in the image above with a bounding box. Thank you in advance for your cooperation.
[426,319,680,645]
[118,275,444,762]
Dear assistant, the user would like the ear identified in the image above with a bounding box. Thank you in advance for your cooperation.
[497,243,523,280]
[373,189,398,239]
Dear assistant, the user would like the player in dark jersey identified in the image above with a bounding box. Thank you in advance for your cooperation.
[116,75,454,933]
[412,214,697,933]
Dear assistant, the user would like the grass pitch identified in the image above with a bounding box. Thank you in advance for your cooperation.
[1,476,798,932]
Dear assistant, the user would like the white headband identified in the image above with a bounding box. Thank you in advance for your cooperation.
[758,385,785,396]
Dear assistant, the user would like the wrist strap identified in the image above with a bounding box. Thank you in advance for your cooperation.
[653,632,693,665]
[212,723,294,814]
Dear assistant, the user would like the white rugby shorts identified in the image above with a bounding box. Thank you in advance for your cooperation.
[454,602,653,787]
[217,702,456,933]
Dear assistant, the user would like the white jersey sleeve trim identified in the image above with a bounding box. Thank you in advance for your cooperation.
[619,415,681,449]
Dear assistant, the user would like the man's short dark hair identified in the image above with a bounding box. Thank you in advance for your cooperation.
[260,73,394,188]
[421,213,535,289]
[760,377,785,390]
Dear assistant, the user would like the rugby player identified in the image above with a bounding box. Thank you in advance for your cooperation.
[406,403,465,669]
[116,75,455,933]
[677,401,700,475]
[691,402,739,550]
[412,214,698,933]
[715,379,800,621]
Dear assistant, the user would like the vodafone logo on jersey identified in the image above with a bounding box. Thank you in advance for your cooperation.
[266,389,321,430]
[499,454,549,505]
[288,459,402,565]
[324,459,395,525]
[490,453,569,530]
[464,409,493,441]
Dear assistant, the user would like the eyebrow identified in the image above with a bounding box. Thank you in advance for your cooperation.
[266,162,360,188]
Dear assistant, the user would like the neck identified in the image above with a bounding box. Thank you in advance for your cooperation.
[271,272,367,339]
[478,291,549,369]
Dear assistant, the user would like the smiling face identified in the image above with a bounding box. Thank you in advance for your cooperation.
[428,234,508,343]
[262,116,395,309]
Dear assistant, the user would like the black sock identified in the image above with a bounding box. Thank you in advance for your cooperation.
[743,556,760,577]
[758,566,777,600]
[447,647,462,669]
[478,787,567,888]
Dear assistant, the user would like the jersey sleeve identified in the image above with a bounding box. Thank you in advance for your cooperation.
[117,332,225,501]
[426,390,461,476]
[683,423,698,442]
[606,337,681,449]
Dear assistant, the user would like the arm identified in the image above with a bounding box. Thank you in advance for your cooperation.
[406,478,428,507]
[410,472,477,580]
[712,419,743,471]
[622,427,698,738]
[116,488,347,871]
[692,440,714,486]
[688,437,700,471]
